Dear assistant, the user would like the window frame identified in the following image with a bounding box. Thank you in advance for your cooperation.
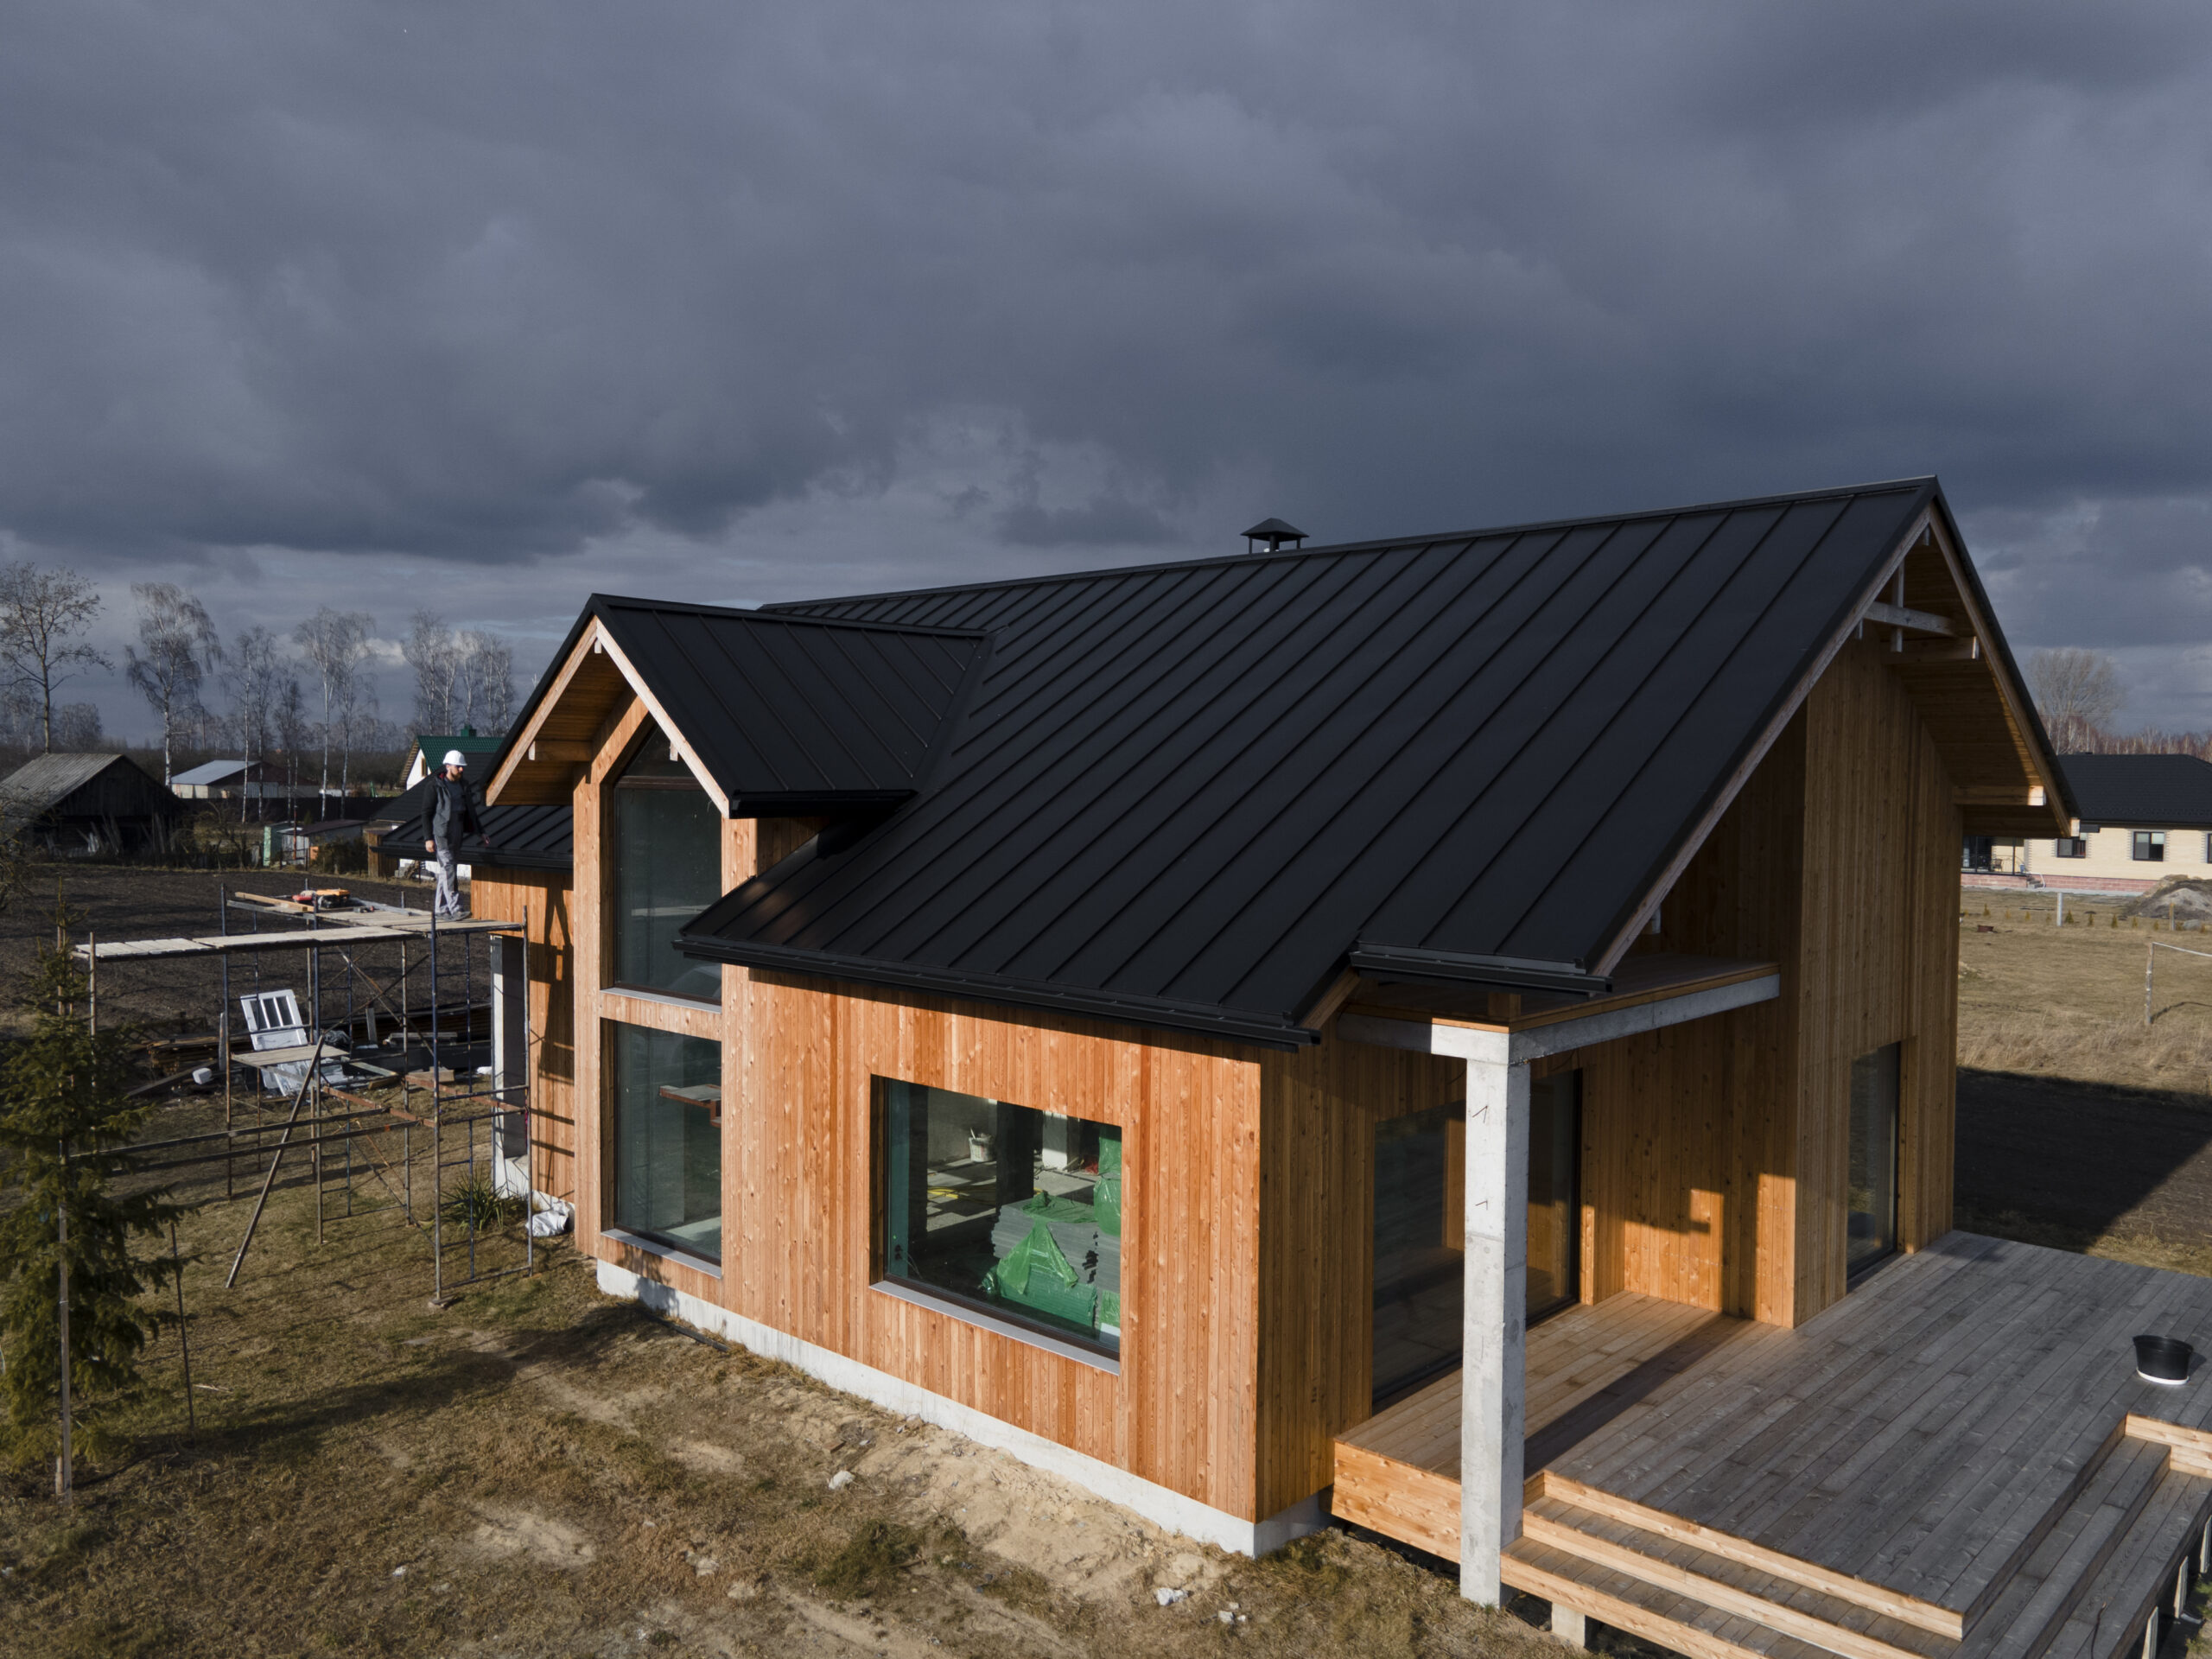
[2053,836,2087,859]
[2133,830,2167,863]
[603,1016,726,1273]
[605,721,723,1007]
[871,1077,1125,1373]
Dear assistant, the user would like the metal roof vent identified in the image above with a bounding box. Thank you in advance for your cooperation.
[1243,518,1307,555]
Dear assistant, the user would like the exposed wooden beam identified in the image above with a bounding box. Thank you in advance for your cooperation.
[1861,600,1953,636]
[529,740,592,765]
[1896,637,1979,663]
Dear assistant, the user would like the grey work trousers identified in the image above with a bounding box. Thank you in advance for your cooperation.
[433,846,466,918]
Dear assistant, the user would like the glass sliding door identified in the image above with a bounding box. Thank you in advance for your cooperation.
[1527,1070,1580,1321]
[1847,1044,1900,1274]
[1370,1069,1581,1408]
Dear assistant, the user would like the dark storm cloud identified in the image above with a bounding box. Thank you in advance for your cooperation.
[8,1,2212,723]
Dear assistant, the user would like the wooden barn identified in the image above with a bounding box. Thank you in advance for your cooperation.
[0,752,183,854]
[484,478,2212,1659]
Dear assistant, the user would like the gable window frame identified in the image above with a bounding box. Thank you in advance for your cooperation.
[607,717,724,1006]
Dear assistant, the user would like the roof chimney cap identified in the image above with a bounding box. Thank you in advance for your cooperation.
[1243,518,1307,555]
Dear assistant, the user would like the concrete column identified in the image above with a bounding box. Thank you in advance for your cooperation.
[1459,1031,1528,1605]
[1550,1603,1587,1646]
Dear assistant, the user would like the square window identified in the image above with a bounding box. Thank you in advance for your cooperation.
[880,1080,1122,1356]
[609,1021,722,1263]
[2133,831,2166,862]
[2054,837,2086,859]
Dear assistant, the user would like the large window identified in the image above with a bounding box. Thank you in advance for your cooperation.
[612,721,721,1001]
[880,1081,1123,1357]
[1371,1070,1580,1407]
[610,1022,722,1264]
[1847,1045,1899,1275]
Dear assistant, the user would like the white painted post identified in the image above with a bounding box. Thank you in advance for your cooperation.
[1459,1032,1528,1605]
[2056,891,2064,928]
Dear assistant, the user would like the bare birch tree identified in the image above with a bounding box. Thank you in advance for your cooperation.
[224,626,283,820]
[2026,648,2124,753]
[458,631,515,734]
[0,563,107,753]
[124,582,220,785]
[292,608,373,804]
[275,675,307,806]
[404,610,460,732]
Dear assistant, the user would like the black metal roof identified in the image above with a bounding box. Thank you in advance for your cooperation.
[371,779,572,870]
[583,596,988,814]
[2058,753,2212,830]
[676,478,1961,1047]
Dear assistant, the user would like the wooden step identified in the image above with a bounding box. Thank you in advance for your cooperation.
[2036,1465,2212,1659]
[1533,1471,1966,1639]
[1955,1436,2170,1659]
[1519,1493,1955,1659]
[1503,1536,1853,1659]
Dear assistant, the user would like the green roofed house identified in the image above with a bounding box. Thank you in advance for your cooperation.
[402,728,504,790]
[474,479,2212,1659]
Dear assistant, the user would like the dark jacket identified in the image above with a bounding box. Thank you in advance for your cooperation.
[429,775,486,853]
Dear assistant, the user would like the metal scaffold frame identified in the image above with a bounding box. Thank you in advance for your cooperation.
[73,882,545,1301]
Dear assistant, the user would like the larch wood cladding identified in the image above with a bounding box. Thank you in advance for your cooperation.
[468,867,578,1205]
[1566,632,1961,1328]
[539,603,1967,1528]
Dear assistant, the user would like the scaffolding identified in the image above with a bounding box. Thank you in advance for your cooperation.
[75,883,546,1300]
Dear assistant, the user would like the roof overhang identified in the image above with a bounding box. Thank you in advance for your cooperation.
[1592,486,2073,976]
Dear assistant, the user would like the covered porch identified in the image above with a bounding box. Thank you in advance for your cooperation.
[1331,1234,2212,1659]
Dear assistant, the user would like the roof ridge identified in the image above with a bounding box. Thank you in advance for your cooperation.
[588,593,990,640]
[760,477,1939,616]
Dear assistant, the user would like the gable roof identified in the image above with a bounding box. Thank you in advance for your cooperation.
[492,595,989,813]
[172,758,252,786]
[2058,753,2212,830]
[0,753,178,818]
[369,777,572,870]
[662,478,2063,1047]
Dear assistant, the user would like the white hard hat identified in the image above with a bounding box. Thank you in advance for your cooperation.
[442,750,466,767]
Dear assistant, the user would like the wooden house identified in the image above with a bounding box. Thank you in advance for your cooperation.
[0,752,183,854]
[486,479,2212,1659]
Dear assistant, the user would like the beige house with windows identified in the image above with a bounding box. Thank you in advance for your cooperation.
[1965,752,2212,892]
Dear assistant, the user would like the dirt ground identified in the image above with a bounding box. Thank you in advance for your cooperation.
[0,1169,1556,1659]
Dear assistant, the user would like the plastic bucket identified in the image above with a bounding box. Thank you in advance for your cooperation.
[2134,1334,2193,1384]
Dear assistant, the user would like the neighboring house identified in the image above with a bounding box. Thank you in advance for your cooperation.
[0,753,183,854]
[483,479,2212,1658]
[1965,753,2212,893]
[401,728,503,790]
[169,757,316,804]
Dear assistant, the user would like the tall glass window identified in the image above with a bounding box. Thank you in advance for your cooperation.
[612,721,721,1001]
[880,1081,1123,1357]
[610,1021,722,1263]
[1371,1071,1580,1407]
[1847,1044,1900,1274]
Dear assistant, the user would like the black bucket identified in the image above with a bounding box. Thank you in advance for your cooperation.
[2134,1334,2193,1384]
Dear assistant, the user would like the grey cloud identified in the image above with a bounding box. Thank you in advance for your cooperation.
[10,0,2212,726]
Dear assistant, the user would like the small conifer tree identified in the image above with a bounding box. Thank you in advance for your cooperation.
[0,909,190,1483]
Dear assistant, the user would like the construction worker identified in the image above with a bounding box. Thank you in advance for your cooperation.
[424,749,492,918]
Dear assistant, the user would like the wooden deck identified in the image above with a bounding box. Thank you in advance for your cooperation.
[1332,1234,2212,1659]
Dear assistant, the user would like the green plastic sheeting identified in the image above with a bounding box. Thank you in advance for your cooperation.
[1020,1192,1096,1225]
[984,1217,1096,1332]
[1095,1129,1122,1237]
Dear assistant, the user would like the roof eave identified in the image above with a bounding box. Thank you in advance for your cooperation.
[676,935,1318,1052]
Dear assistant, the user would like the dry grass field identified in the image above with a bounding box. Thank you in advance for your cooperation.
[1956,885,2212,1277]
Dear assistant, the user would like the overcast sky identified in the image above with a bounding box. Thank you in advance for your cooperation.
[8,1,2212,741]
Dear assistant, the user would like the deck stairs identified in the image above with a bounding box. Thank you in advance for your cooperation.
[1503,1427,2212,1659]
